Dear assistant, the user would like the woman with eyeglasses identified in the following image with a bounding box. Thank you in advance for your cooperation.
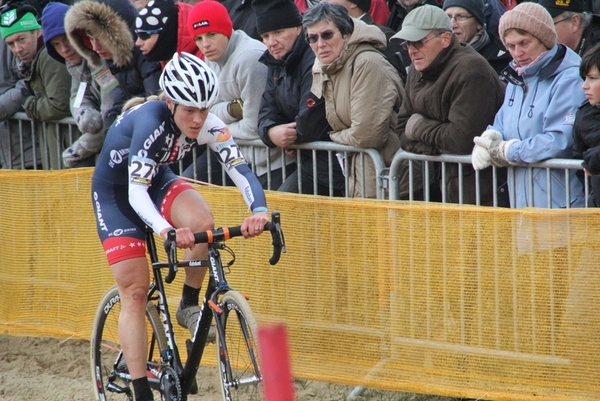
[134,0,203,68]
[65,0,162,127]
[303,2,419,198]
[472,2,586,208]
[443,0,511,76]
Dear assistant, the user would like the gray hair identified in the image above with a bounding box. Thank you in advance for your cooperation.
[562,11,593,28]
[302,2,354,37]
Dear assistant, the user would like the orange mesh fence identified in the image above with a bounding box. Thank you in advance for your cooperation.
[1,169,599,400]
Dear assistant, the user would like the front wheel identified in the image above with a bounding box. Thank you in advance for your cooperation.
[90,284,168,401]
[216,291,263,401]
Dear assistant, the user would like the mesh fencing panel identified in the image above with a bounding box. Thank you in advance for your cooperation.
[1,169,600,400]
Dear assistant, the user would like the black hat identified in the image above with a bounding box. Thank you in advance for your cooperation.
[443,0,486,26]
[537,0,588,17]
[349,0,372,12]
[251,0,302,35]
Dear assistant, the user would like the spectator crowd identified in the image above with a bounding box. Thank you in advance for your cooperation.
[1,0,600,207]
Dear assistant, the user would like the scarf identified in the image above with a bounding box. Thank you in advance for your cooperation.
[469,29,490,52]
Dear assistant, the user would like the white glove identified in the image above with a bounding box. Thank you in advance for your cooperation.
[473,130,518,167]
[75,107,103,135]
[471,129,501,170]
[62,132,104,168]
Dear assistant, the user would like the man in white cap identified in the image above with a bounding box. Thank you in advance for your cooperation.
[392,5,506,205]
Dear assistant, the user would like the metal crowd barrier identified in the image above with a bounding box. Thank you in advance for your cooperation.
[4,112,81,170]
[233,139,387,199]
[5,113,592,207]
[387,150,592,208]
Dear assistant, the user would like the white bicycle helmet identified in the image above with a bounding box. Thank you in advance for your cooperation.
[159,52,219,109]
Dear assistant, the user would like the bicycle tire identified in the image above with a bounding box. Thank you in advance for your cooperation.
[216,290,263,401]
[90,284,169,401]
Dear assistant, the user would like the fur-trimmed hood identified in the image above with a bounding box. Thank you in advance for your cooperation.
[65,0,137,68]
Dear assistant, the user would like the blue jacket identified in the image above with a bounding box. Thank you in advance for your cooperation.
[490,45,586,208]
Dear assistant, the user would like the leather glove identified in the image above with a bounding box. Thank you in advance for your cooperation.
[473,131,518,167]
[76,107,103,135]
[227,98,244,120]
[62,132,104,168]
[404,113,425,141]
[471,129,501,170]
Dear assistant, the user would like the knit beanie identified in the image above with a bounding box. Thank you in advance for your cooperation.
[0,6,41,40]
[136,0,179,62]
[348,0,372,13]
[187,0,233,39]
[136,0,177,32]
[251,0,302,35]
[498,2,557,49]
[442,0,485,27]
[41,2,69,63]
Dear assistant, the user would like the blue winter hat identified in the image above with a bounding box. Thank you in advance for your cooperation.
[41,1,69,64]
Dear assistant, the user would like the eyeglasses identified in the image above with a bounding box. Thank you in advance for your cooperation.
[553,16,572,25]
[306,30,336,44]
[399,33,442,50]
[446,14,473,22]
[136,28,163,41]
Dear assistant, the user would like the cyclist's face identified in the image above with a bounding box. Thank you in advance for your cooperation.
[168,98,209,139]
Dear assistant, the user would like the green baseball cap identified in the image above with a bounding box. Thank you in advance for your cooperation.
[391,5,452,42]
[0,10,41,40]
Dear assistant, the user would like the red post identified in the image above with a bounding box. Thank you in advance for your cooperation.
[257,323,295,401]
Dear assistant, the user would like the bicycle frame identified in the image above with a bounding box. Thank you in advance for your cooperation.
[145,229,263,398]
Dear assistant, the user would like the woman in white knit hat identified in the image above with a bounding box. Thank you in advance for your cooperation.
[472,2,586,208]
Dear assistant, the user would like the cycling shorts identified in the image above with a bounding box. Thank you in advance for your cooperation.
[92,166,194,265]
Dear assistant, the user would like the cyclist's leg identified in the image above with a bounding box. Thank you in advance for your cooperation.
[110,257,151,380]
[171,188,213,286]
[93,179,154,399]
[157,177,214,287]
[154,173,214,334]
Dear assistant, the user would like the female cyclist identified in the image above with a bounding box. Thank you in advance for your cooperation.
[91,52,269,401]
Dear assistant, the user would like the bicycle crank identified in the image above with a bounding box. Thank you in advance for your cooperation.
[160,366,182,401]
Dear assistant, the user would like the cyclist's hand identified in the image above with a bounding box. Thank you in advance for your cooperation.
[242,212,269,238]
[160,227,196,250]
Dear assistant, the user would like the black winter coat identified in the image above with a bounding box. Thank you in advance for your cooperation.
[257,33,344,190]
[572,101,600,206]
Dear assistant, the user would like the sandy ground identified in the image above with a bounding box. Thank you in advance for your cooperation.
[0,335,459,401]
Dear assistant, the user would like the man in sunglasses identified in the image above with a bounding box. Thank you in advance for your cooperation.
[538,0,600,57]
[392,5,505,206]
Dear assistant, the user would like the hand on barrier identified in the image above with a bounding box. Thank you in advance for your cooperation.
[471,129,501,170]
[76,108,103,135]
[227,98,244,120]
[62,132,104,168]
[404,113,425,141]
[473,130,518,167]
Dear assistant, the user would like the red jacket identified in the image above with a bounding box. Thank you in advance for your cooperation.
[294,0,390,25]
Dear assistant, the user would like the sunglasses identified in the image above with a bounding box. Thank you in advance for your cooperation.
[306,30,337,44]
[136,28,162,41]
[399,33,442,50]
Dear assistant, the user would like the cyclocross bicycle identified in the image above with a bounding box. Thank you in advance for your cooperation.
[91,212,285,401]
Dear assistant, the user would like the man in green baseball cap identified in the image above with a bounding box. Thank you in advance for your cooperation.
[0,1,72,169]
